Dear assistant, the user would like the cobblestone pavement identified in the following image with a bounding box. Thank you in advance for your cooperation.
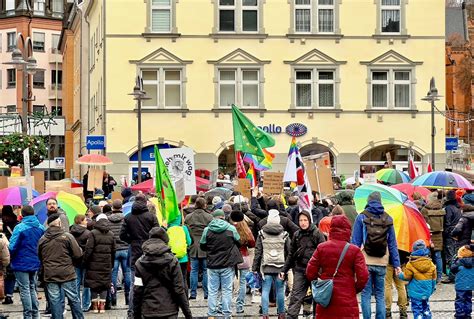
[0,283,459,318]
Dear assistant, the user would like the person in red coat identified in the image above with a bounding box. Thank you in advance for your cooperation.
[306,215,369,318]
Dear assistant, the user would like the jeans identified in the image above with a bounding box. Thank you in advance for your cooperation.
[384,264,408,312]
[455,289,472,318]
[411,297,432,319]
[236,268,249,313]
[262,274,285,315]
[75,267,91,311]
[47,280,84,319]
[207,267,234,318]
[190,257,208,298]
[433,251,443,282]
[112,249,131,300]
[14,271,39,319]
[361,265,387,319]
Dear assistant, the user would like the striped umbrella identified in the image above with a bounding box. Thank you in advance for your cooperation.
[30,191,88,224]
[0,187,39,206]
[411,171,473,189]
[375,168,411,185]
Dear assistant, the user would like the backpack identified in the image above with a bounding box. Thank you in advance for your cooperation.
[167,226,187,259]
[260,230,288,268]
[362,211,392,258]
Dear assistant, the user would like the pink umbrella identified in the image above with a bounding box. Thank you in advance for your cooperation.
[0,187,40,206]
[391,183,432,201]
[77,154,113,165]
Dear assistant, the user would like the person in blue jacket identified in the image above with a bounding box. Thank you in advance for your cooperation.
[451,244,474,319]
[9,205,46,319]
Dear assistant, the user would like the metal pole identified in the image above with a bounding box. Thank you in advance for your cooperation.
[137,98,142,184]
[431,100,435,171]
[22,64,28,134]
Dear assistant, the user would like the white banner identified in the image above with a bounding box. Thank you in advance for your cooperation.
[159,147,196,195]
[174,178,185,202]
[23,148,33,202]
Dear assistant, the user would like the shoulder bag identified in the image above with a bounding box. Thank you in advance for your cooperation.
[311,242,350,307]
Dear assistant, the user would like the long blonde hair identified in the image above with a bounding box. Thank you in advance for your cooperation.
[235,221,254,246]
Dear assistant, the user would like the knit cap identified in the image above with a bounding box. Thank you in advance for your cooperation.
[212,209,225,218]
[412,239,427,252]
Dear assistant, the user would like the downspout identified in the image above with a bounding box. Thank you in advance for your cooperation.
[462,1,468,41]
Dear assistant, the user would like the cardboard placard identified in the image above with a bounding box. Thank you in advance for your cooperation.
[8,176,36,188]
[32,170,45,193]
[0,176,7,190]
[175,178,185,202]
[10,167,21,177]
[263,172,284,194]
[363,173,377,184]
[111,191,122,201]
[87,168,103,192]
[235,178,251,199]
[304,158,334,197]
[45,180,71,192]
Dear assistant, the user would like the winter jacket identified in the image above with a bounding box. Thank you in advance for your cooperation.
[311,205,327,226]
[9,215,45,272]
[462,192,474,206]
[38,226,82,283]
[2,218,18,240]
[444,199,462,236]
[83,219,115,291]
[306,215,369,318]
[399,250,437,300]
[121,188,133,204]
[200,218,242,269]
[69,224,91,252]
[286,205,300,225]
[232,203,261,240]
[283,211,325,274]
[452,208,474,246]
[133,227,192,319]
[120,202,159,267]
[252,223,291,274]
[108,211,129,251]
[337,191,358,226]
[250,197,269,220]
[259,215,299,238]
[0,234,10,274]
[184,208,213,259]
[451,256,474,291]
[351,200,401,267]
[421,199,445,251]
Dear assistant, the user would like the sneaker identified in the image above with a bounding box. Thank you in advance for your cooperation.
[441,278,454,284]
[2,297,12,305]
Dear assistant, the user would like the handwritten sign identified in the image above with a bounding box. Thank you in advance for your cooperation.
[263,172,284,194]
[235,178,251,199]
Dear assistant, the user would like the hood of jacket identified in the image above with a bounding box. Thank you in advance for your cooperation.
[365,200,385,215]
[140,237,174,270]
[94,218,110,233]
[261,223,284,235]
[424,199,443,210]
[108,212,124,223]
[329,215,352,242]
[131,200,149,215]
[70,224,87,238]
[297,210,315,232]
[208,218,231,233]
[121,187,132,199]
[44,226,65,240]
[21,215,42,228]
[409,255,434,273]
[337,191,354,205]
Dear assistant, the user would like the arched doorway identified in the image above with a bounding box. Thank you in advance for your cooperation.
[129,143,177,183]
[299,143,336,168]
[218,145,236,175]
[360,144,422,174]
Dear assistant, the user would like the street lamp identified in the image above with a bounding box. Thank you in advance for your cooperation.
[422,77,442,171]
[128,76,150,184]
[2,32,43,201]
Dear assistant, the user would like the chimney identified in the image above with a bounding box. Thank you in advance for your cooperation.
[462,1,469,41]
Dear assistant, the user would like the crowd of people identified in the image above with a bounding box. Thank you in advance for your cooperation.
[0,180,472,319]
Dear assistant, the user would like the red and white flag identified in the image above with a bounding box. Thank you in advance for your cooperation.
[427,162,433,173]
[236,152,247,178]
[408,153,419,179]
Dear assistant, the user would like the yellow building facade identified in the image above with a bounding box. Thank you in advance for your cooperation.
[88,0,446,181]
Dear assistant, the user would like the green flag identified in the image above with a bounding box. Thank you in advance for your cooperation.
[154,146,180,223]
[232,104,275,159]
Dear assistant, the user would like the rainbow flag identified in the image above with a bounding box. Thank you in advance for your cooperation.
[246,162,257,188]
[243,148,275,171]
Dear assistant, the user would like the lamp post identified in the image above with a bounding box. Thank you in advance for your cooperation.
[422,77,442,171]
[3,33,42,201]
[128,76,150,184]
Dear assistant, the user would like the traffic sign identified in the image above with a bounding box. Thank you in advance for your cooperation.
[446,137,458,151]
[86,135,106,150]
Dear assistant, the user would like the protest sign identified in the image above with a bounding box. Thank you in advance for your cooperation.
[160,147,196,195]
[263,172,284,194]
[235,178,251,199]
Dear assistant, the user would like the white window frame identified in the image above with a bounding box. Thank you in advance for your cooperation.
[51,34,60,52]
[7,69,16,88]
[218,0,237,32]
[393,70,411,109]
[241,69,259,108]
[317,70,335,108]
[5,0,15,13]
[371,70,389,109]
[34,0,45,15]
[7,32,16,52]
[295,0,312,34]
[295,70,312,108]
[218,69,237,108]
[317,0,335,34]
[33,32,45,52]
[241,0,258,33]
[151,0,172,33]
[380,0,401,35]
[140,67,184,109]
[164,69,182,109]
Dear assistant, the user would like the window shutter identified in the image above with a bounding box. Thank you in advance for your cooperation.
[152,9,171,32]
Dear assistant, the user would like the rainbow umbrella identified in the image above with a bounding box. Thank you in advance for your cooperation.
[354,183,430,252]
[391,183,432,201]
[30,191,88,224]
[0,187,40,206]
[411,171,473,189]
[375,168,411,185]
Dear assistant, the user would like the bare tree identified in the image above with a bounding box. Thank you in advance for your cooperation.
[446,0,462,7]
[455,55,472,94]
[448,33,466,46]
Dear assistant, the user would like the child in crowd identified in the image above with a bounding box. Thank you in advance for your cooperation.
[399,240,436,319]
[451,244,474,319]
